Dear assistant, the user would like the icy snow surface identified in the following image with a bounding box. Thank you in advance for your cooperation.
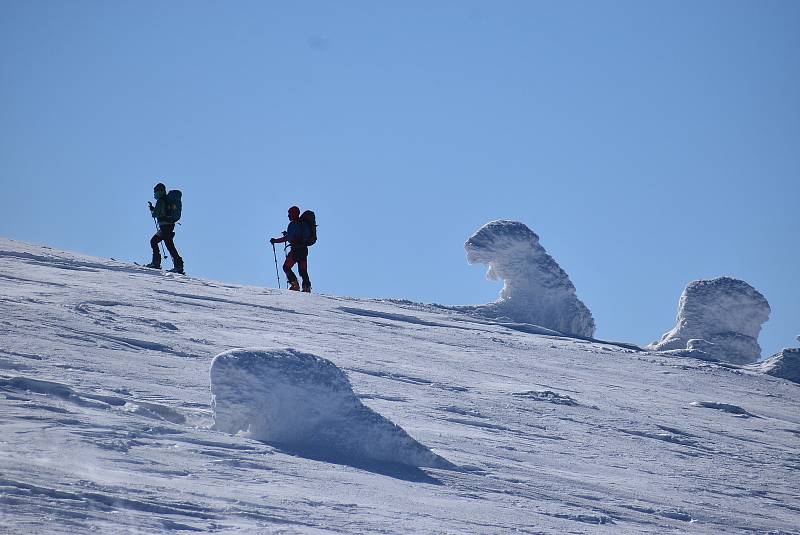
[648,277,771,364]
[463,220,595,337]
[211,347,453,469]
[1,237,799,534]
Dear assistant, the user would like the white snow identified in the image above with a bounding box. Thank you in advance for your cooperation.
[463,220,596,337]
[648,277,771,364]
[753,348,800,384]
[1,237,799,534]
[210,347,453,469]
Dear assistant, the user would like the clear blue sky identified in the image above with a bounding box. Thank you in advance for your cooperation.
[1,1,798,356]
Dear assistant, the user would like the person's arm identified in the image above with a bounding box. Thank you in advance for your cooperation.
[272,222,301,244]
[270,227,291,244]
[150,198,166,220]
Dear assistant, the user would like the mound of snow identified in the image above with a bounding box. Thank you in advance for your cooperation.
[754,348,800,384]
[210,347,452,469]
[648,277,770,364]
[464,220,595,337]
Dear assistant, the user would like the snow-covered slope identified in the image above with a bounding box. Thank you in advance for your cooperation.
[1,238,798,534]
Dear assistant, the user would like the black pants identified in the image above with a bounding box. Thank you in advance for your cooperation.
[283,246,310,288]
[151,224,183,266]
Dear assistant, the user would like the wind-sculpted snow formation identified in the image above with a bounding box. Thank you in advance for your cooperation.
[210,347,452,469]
[755,348,800,384]
[649,277,770,365]
[464,220,595,337]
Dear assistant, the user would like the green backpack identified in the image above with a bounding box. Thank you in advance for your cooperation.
[165,190,182,223]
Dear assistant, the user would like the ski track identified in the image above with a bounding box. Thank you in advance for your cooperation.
[1,237,799,534]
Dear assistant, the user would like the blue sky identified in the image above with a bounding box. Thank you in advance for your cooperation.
[1,1,798,356]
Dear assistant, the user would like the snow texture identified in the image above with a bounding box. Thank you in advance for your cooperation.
[210,347,452,469]
[464,220,595,337]
[2,237,800,534]
[648,277,770,364]
[754,348,800,384]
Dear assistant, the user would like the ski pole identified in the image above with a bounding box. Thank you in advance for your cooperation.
[271,242,281,289]
[152,216,168,260]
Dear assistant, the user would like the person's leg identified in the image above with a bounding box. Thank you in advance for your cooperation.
[298,261,311,291]
[291,246,310,291]
[149,232,163,267]
[160,224,183,270]
[283,252,299,289]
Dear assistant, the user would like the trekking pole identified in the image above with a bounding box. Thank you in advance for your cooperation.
[152,216,168,260]
[271,242,281,289]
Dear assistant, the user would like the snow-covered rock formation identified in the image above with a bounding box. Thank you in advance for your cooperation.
[464,220,595,338]
[210,347,452,469]
[754,348,800,384]
[648,277,770,364]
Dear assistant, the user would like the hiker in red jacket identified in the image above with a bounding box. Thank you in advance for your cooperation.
[270,206,312,292]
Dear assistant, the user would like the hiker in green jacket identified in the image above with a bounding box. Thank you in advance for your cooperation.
[146,182,184,274]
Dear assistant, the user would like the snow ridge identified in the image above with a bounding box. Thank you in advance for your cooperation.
[464,220,595,337]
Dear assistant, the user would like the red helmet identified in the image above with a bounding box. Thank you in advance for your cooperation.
[288,206,300,220]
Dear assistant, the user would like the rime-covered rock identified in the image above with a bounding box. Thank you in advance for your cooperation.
[648,277,770,364]
[464,220,595,337]
[210,347,452,469]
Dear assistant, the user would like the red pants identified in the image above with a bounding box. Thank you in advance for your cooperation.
[283,249,310,288]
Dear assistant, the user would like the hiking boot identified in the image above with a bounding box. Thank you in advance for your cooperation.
[302,285,311,293]
[145,253,161,269]
[288,281,300,291]
[168,258,184,275]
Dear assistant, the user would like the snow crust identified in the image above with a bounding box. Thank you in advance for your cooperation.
[464,220,595,337]
[211,347,452,468]
[648,277,770,364]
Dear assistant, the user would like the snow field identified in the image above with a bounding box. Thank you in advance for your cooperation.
[0,237,799,534]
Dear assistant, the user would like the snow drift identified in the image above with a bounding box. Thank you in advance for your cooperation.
[754,348,800,384]
[648,277,770,364]
[464,220,595,337]
[210,347,452,469]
